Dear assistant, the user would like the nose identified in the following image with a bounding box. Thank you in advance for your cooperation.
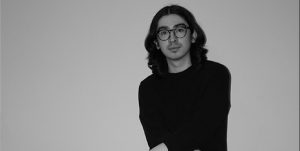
[168,30,177,42]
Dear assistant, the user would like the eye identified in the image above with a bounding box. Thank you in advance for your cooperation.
[176,27,185,33]
[159,30,168,36]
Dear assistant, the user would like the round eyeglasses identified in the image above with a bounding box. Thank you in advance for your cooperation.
[156,26,190,41]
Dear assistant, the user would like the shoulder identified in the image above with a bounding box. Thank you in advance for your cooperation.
[139,74,158,91]
[202,60,231,77]
[138,74,160,105]
[140,74,157,85]
[195,60,231,84]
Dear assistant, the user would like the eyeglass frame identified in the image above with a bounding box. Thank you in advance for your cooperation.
[156,24,191,41]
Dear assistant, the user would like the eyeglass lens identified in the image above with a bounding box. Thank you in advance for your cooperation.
[157,27,188,41]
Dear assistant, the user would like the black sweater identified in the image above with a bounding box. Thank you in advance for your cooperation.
[138,60,231,151]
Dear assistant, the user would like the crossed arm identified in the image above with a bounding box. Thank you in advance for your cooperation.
[150,143,201,151]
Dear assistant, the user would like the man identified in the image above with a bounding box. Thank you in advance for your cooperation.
[139,5,231,151]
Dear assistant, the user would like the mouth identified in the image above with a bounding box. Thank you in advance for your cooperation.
[168,46,181,51]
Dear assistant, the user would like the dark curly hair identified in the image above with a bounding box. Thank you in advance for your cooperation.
[144,5,208,76]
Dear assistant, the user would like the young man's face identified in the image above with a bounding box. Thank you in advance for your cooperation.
[155,14,195,62]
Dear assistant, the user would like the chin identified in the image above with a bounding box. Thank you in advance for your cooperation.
[166,54,185,61]
[167,51,189,61]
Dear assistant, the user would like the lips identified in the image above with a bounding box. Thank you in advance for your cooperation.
[168,46,181,51]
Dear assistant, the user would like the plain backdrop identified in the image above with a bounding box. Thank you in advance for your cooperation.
[1,0,299,151]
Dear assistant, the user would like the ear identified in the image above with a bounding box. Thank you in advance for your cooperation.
[154,40,160,49]
[192,31,197,43]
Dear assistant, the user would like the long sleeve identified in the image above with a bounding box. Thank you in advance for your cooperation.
[163,66,231,151]
[138,80,170,149]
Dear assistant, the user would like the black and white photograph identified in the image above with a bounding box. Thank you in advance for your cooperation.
[1,0,298,151]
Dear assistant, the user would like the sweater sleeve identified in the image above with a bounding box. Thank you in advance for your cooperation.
[164,66,231,151]
[138,80,170,150]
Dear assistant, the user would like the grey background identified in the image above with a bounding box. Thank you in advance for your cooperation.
[1,0,299,151]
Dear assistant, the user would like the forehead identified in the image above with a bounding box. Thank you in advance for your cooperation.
[157,14,188,29]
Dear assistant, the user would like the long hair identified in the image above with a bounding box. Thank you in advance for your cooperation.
[144,5,208,76]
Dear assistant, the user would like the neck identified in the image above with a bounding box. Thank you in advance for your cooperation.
[167,56,192,73]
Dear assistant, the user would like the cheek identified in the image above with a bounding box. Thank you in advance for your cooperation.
[158,41,168,49]
[181,37,192,48]
[158,42,169,56]
[184,33,193,43]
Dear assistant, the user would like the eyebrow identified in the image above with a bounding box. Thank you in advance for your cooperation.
[157,23,188,31]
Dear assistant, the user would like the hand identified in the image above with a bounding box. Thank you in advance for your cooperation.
[149,143,168,151]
